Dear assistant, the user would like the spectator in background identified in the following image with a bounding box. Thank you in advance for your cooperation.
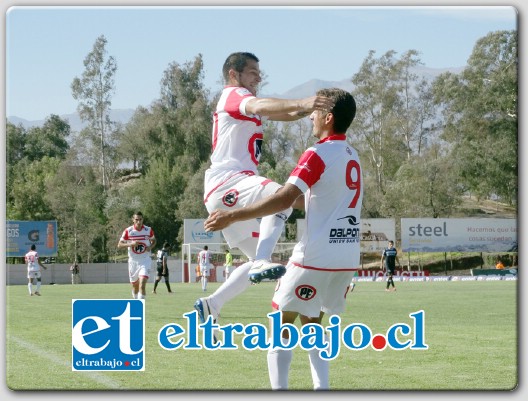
[495,258,505,269]
[70,261,80,284]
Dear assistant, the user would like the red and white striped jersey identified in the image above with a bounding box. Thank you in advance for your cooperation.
[204,86,264,196]
[120,224,155,261]
[286,134,363,271]
[25,250,41,272]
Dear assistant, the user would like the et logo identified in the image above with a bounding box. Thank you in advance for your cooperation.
[295,285,316,300]
[72,300,145,371]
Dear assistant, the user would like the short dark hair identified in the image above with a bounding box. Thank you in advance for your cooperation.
[222,52,259,83]
[316,88,356,133]
[30,244,36,250]
[163,242,170,249]
[204,245,208,250]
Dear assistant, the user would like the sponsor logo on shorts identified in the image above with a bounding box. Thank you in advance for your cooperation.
[295,284,316,300]
[222,190,239,207]
[72,299,145,371]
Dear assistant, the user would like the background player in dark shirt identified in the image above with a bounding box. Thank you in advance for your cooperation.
[381,240,401,291]
[153,242,172,294]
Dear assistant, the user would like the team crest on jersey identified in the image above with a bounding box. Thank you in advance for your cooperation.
[249,133,263,165]
[222,190,239,207]
[295,285,317,300]
[132,242,148,254]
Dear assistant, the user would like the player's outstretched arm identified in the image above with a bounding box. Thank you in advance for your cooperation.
[204,184,302,232]
[245,95,334,121]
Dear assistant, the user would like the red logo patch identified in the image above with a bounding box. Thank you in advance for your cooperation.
[222,190,239,207]
[295,285,317,300]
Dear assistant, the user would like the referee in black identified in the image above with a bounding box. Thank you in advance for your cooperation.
[381,240,401,291]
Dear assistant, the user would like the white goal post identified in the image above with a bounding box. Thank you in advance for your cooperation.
[181,242,297,283]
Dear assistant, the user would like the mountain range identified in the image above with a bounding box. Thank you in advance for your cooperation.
[7,66,463,133]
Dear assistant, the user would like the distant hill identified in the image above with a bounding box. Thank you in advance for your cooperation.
[7,66,464,130]
[261,66,463,99]
[7,109,136,133]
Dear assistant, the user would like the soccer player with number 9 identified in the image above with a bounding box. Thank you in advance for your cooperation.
[204,88,362,390]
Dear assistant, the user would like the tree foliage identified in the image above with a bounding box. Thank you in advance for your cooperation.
[432,30,517,204]
[71,35,118,190]
[46,164,106,262]
[350,50,442,218]
[6,31,517,261]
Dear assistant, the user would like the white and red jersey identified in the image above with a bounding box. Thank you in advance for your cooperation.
[286,134,363,271]
[204,86,265,197]
[198,249,212,268]
[120,224,155,261]
[25,250,41,272]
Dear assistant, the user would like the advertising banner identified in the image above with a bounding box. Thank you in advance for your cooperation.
[360,218,396,252]
[183,219,224,244]
[6,220,58,257]
[401,218,517,252]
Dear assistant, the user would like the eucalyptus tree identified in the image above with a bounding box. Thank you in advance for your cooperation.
[432,30,517,204]
[351,50,439,219]
[71,35,117,191]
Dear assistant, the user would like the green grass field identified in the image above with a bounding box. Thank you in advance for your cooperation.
[6,279,517,391]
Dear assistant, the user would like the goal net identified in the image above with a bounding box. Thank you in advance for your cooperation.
[181,242,297,283]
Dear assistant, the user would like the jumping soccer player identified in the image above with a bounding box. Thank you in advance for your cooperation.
[205,88,362,390]
[195,51,334,325]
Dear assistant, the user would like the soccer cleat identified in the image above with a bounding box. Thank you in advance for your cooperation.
[194,298,218,324]
[248,260,286,284]
[34,291,41,296]
[194,298,219,343]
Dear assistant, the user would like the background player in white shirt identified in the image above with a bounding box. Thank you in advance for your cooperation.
[195,51,334,325]
[205,88,362,390]
[25,244,48,296]
[198,245,212,292]
[117,211,156,299]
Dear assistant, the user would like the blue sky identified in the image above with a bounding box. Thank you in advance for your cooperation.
[5,5,517,121]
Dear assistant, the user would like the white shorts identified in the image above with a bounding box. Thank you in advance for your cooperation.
[272,262,355,318]
[27,270,41,280]
[128,259,151,283]
[200,265,210,277]
[204,173,282,248]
